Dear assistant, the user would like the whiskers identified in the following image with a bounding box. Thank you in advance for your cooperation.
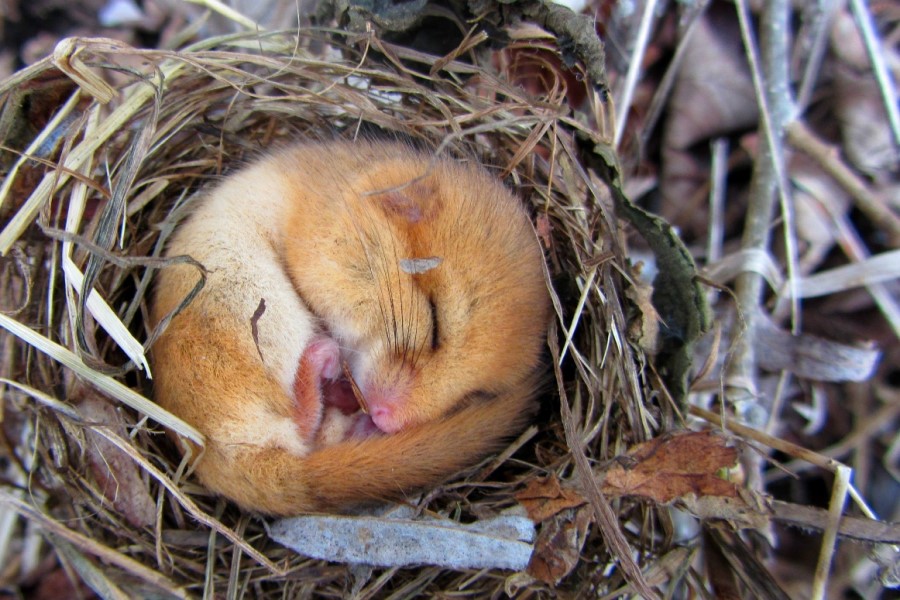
[344,190,433,373]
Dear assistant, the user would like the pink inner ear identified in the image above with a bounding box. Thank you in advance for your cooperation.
[379,191,422,223]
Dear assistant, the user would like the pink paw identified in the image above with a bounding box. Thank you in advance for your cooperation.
[292,336,341,439]
[349,414,382,439]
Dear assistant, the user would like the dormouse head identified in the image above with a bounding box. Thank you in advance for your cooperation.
[279,141,549,433]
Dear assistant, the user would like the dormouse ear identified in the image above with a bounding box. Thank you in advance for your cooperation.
[371,179,439,224]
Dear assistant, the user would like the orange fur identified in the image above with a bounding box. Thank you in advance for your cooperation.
[150,141,549,515]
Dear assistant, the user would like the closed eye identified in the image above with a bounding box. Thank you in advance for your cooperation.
[446,389,497,416]
[429,296,439,351]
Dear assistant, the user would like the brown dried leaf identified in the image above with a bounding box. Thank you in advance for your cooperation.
[625,274,660,354]
[78,392,156,529]
[535,213,552,250]
[601,431,739,504]
[515,474,587,523]
[526,505,592,586]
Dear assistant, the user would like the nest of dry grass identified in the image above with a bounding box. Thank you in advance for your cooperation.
[1,2,896,599]
[0,16,671,597]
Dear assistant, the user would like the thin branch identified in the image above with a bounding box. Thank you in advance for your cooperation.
[728,0,796,417]
[615,0,660,147]
[786,120,900,247]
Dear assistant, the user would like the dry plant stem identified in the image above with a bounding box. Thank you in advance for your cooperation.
[614,0,660,147]
[90,426,282,574]
[0,312,203,443]
[812,466,850,600]
[795,0,841,111]
[786,120,900,247]
[766,387,900,483]
[0,55,186,254]
[226,517,248,600]
[52,536,131,600]
[550,326,659,600]
[849,0,900,148]
[729,0,794,470]
[822,195,900,336]
[707,138,729,266]
[186,0,264,31]
[693,403,843,469]
[0,91,82,212]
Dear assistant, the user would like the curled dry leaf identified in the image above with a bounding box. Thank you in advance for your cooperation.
[527,505,593,586]
[600,430,740,504]
[515,474,587,523]
[625,274,661,354]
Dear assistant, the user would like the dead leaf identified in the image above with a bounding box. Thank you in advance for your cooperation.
[601,431,739,504]
[625,274,660,354]
[269,513,534,571]
[78,392,156,529]
[515,474,587,523]
[535,213,552,250]
[527,505,592,585]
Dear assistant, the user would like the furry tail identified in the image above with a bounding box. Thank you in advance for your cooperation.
[202,383,538,516]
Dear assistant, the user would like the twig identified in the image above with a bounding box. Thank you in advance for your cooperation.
[639,0,711,150]
[819,191,900,337]
[728,0,796,503]
[812,466,850,600]
[706,138,729,304]
[691,405,844,473]
[786,120,900,247]
[771,500,900,544]
[615,0,660,146]
[795,0,841,111]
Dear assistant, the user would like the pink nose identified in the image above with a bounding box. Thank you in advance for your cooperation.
[360,370,414,434]
[370,402,403,434]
